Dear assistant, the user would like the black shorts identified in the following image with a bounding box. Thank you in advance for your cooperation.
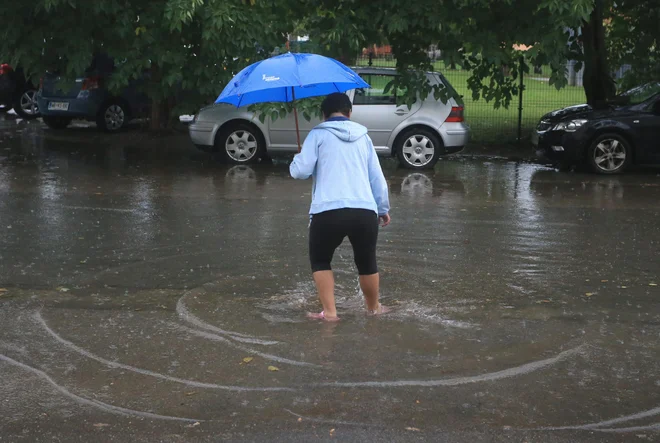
[309,208,379,275]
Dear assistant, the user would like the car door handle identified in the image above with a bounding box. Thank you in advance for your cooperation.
[395,109,408,116]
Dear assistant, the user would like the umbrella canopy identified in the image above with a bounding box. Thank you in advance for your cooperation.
[215,52,370,108]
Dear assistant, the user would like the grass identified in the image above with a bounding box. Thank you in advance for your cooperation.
[355,58,587,144]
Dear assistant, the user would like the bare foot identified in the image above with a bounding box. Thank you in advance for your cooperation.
[307,311,340,322]
[366,303,391,316]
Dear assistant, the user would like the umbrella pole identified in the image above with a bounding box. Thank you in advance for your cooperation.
[292,87,301,152]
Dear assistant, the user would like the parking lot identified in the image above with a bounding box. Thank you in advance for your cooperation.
[2,116,660,442]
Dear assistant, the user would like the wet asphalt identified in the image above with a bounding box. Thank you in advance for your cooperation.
[1,116,660,442]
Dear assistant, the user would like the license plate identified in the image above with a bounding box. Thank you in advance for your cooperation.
[48,102,69,111]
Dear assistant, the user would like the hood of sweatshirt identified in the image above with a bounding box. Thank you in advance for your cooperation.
[315,120,369,142]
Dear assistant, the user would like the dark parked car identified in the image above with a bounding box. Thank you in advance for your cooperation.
[533,82,660,174]
[0,63,40,119]
[37,55,150,132]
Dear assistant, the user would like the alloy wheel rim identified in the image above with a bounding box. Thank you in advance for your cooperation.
[594,139,626,172]
[20,90,39,115]
[402,135,435,167]
[226,130,258,162]
[104,105,125,130]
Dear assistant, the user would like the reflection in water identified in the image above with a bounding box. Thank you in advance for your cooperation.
[400,172,433,198]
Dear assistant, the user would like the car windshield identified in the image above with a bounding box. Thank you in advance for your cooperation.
[618,82,660,105]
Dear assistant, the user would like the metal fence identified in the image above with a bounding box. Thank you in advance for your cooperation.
[354,55,587,146]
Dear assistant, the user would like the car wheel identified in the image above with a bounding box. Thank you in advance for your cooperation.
[217,123,264,164]
[42,116,72,130]
[396,128,442,170]
[587,133,631,174]
[97,101,129,132]
[13,89,40,119]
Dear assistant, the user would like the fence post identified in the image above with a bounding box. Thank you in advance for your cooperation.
[368,51,373,67]
[517,56,524,145]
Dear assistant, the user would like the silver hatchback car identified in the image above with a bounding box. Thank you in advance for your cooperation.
[189,68,469,169]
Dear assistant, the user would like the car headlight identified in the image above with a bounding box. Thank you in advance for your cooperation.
[553,119,588,132]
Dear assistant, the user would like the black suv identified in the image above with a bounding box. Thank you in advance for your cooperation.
[0,64,40,119]
[533,82,660,174]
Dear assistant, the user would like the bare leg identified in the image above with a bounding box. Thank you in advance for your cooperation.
[359,273,380,312]
[313,270,337,318]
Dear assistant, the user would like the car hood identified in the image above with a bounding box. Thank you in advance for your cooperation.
[541,102,639,123]
[541,104,593,122]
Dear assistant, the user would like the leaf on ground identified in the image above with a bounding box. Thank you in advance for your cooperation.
[405,427,421,431]
[268,365,279,372]
[185,421,201,428]
[329,428,335,435]
[621,286,628,289]
[537,299,551,303]
[650,283,658,287]
[243,357,254,363]
[56,287,70,292]
[585,293,594,297]
[185,391,197,396]
[93,423,110,428]
[297,417,302,422]
[0,288,7,292]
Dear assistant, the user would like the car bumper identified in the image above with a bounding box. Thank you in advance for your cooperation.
[188,121,216,148]
[37,96,101,118]
[532,129,587,164]
[440,122,469,151]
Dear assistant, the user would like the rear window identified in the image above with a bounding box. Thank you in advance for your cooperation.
[436,72,463,105]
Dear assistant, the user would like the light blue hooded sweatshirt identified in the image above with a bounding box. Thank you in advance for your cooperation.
[290,117,390,217]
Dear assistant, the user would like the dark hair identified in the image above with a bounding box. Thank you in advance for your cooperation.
[321,92,352,118]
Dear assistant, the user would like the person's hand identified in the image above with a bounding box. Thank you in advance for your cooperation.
[379,213,391,227]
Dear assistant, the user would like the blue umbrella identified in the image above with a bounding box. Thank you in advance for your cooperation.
[215,52,370,150]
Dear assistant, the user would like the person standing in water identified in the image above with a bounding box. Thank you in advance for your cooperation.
[290,92,391,321]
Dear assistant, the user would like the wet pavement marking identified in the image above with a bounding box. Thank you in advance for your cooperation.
[171,322,320,368]
[35,311,295,391]
[315,344,586,388]
[33,309,587,394]
[0,353,203,422]
[539,404,660,433]
[176,293,279,344]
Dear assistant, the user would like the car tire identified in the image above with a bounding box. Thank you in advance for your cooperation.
[97,101,129,132]
[395,127,442,170]
[13,89,40,119]
[42,116,72,130]
[587,133,631,175]
[216,123,265,165]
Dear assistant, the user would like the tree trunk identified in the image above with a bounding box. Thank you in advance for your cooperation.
[581,0,616,106]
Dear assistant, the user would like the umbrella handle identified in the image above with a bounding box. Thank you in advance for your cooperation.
[292,87,301,152]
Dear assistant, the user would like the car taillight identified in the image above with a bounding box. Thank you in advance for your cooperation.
[0,64,12,75]
[81,76,101,90]
[445,106,464,123]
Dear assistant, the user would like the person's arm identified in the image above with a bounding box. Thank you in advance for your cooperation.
[366,136,390,224]
[289,131,319,180]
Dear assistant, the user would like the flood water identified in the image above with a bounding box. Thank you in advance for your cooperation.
[2,117,660,442]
